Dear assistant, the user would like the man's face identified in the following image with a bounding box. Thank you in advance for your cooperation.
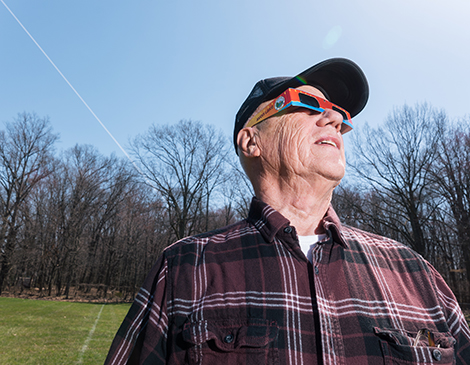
[251,85,346,185]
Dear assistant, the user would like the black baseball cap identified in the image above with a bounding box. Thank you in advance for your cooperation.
[233,58,369,153]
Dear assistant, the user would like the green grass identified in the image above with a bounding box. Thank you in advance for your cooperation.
[0,297,131,364]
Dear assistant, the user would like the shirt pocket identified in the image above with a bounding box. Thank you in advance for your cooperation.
[374,327,456,365]
[182,318,279,365]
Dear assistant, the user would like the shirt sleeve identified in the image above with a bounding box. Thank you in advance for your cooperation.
[104,254,169,365]
[430,263,470,364]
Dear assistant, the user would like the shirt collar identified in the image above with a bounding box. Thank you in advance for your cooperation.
[246,197,290,243]
[322,205,348,247]
[246,197,348,247]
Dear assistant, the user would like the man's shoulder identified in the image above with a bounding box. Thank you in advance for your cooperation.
[163,218,256,256]
[341,224,399,244]
[341,224,424,260]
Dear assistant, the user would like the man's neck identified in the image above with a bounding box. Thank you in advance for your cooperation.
[254,175,336,236]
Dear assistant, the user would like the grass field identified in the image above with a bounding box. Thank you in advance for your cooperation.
[0,297,131,364]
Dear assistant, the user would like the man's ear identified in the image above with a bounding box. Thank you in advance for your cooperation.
[237,127,261,158]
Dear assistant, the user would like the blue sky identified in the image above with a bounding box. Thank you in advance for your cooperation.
[1,0,470,159]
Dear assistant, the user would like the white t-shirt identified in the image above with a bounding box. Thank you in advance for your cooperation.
[298,234,327,263]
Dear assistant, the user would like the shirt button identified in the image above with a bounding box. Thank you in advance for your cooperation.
[432,349,442,361]
[284,226,292,234]
[314,266,319,275]
[224,334,234,344]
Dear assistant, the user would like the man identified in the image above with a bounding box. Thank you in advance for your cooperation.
[105,58,470,364]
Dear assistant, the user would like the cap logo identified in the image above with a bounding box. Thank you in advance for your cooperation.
[274,96,285,110]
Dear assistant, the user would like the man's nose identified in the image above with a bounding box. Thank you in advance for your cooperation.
[316,108,344,132]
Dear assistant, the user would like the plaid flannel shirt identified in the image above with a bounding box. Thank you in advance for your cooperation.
[105,197,470,364]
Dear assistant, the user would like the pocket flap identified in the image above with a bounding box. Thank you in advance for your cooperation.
[374,327,456,364]
[374,327,456,348]
[183,318,278,351]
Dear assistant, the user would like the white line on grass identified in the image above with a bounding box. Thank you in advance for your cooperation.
[77,304,105,364]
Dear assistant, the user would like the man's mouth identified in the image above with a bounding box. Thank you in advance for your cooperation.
[317,140,338,148]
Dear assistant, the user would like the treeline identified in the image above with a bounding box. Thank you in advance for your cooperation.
[1,104,470,303]
[0,114,251,300]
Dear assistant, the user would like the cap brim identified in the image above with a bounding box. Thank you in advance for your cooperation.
[262,58,369,118]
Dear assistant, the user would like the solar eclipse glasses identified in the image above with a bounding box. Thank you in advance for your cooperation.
[245,88,353,133]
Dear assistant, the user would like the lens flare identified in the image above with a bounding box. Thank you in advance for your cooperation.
[323,26,342,49]
[295,76,308,85]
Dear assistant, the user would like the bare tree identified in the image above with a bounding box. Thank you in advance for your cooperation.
[131,120,230,240]
[58,145,121,298]
[0,113,58,293]
[18,174,59,296]
[222,153,254,220]
[79,155,137,290]
[332,184,369,230]
[348,103,446,257]
[431,119,470,299]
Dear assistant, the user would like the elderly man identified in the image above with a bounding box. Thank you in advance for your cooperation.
[105,58,470,364]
